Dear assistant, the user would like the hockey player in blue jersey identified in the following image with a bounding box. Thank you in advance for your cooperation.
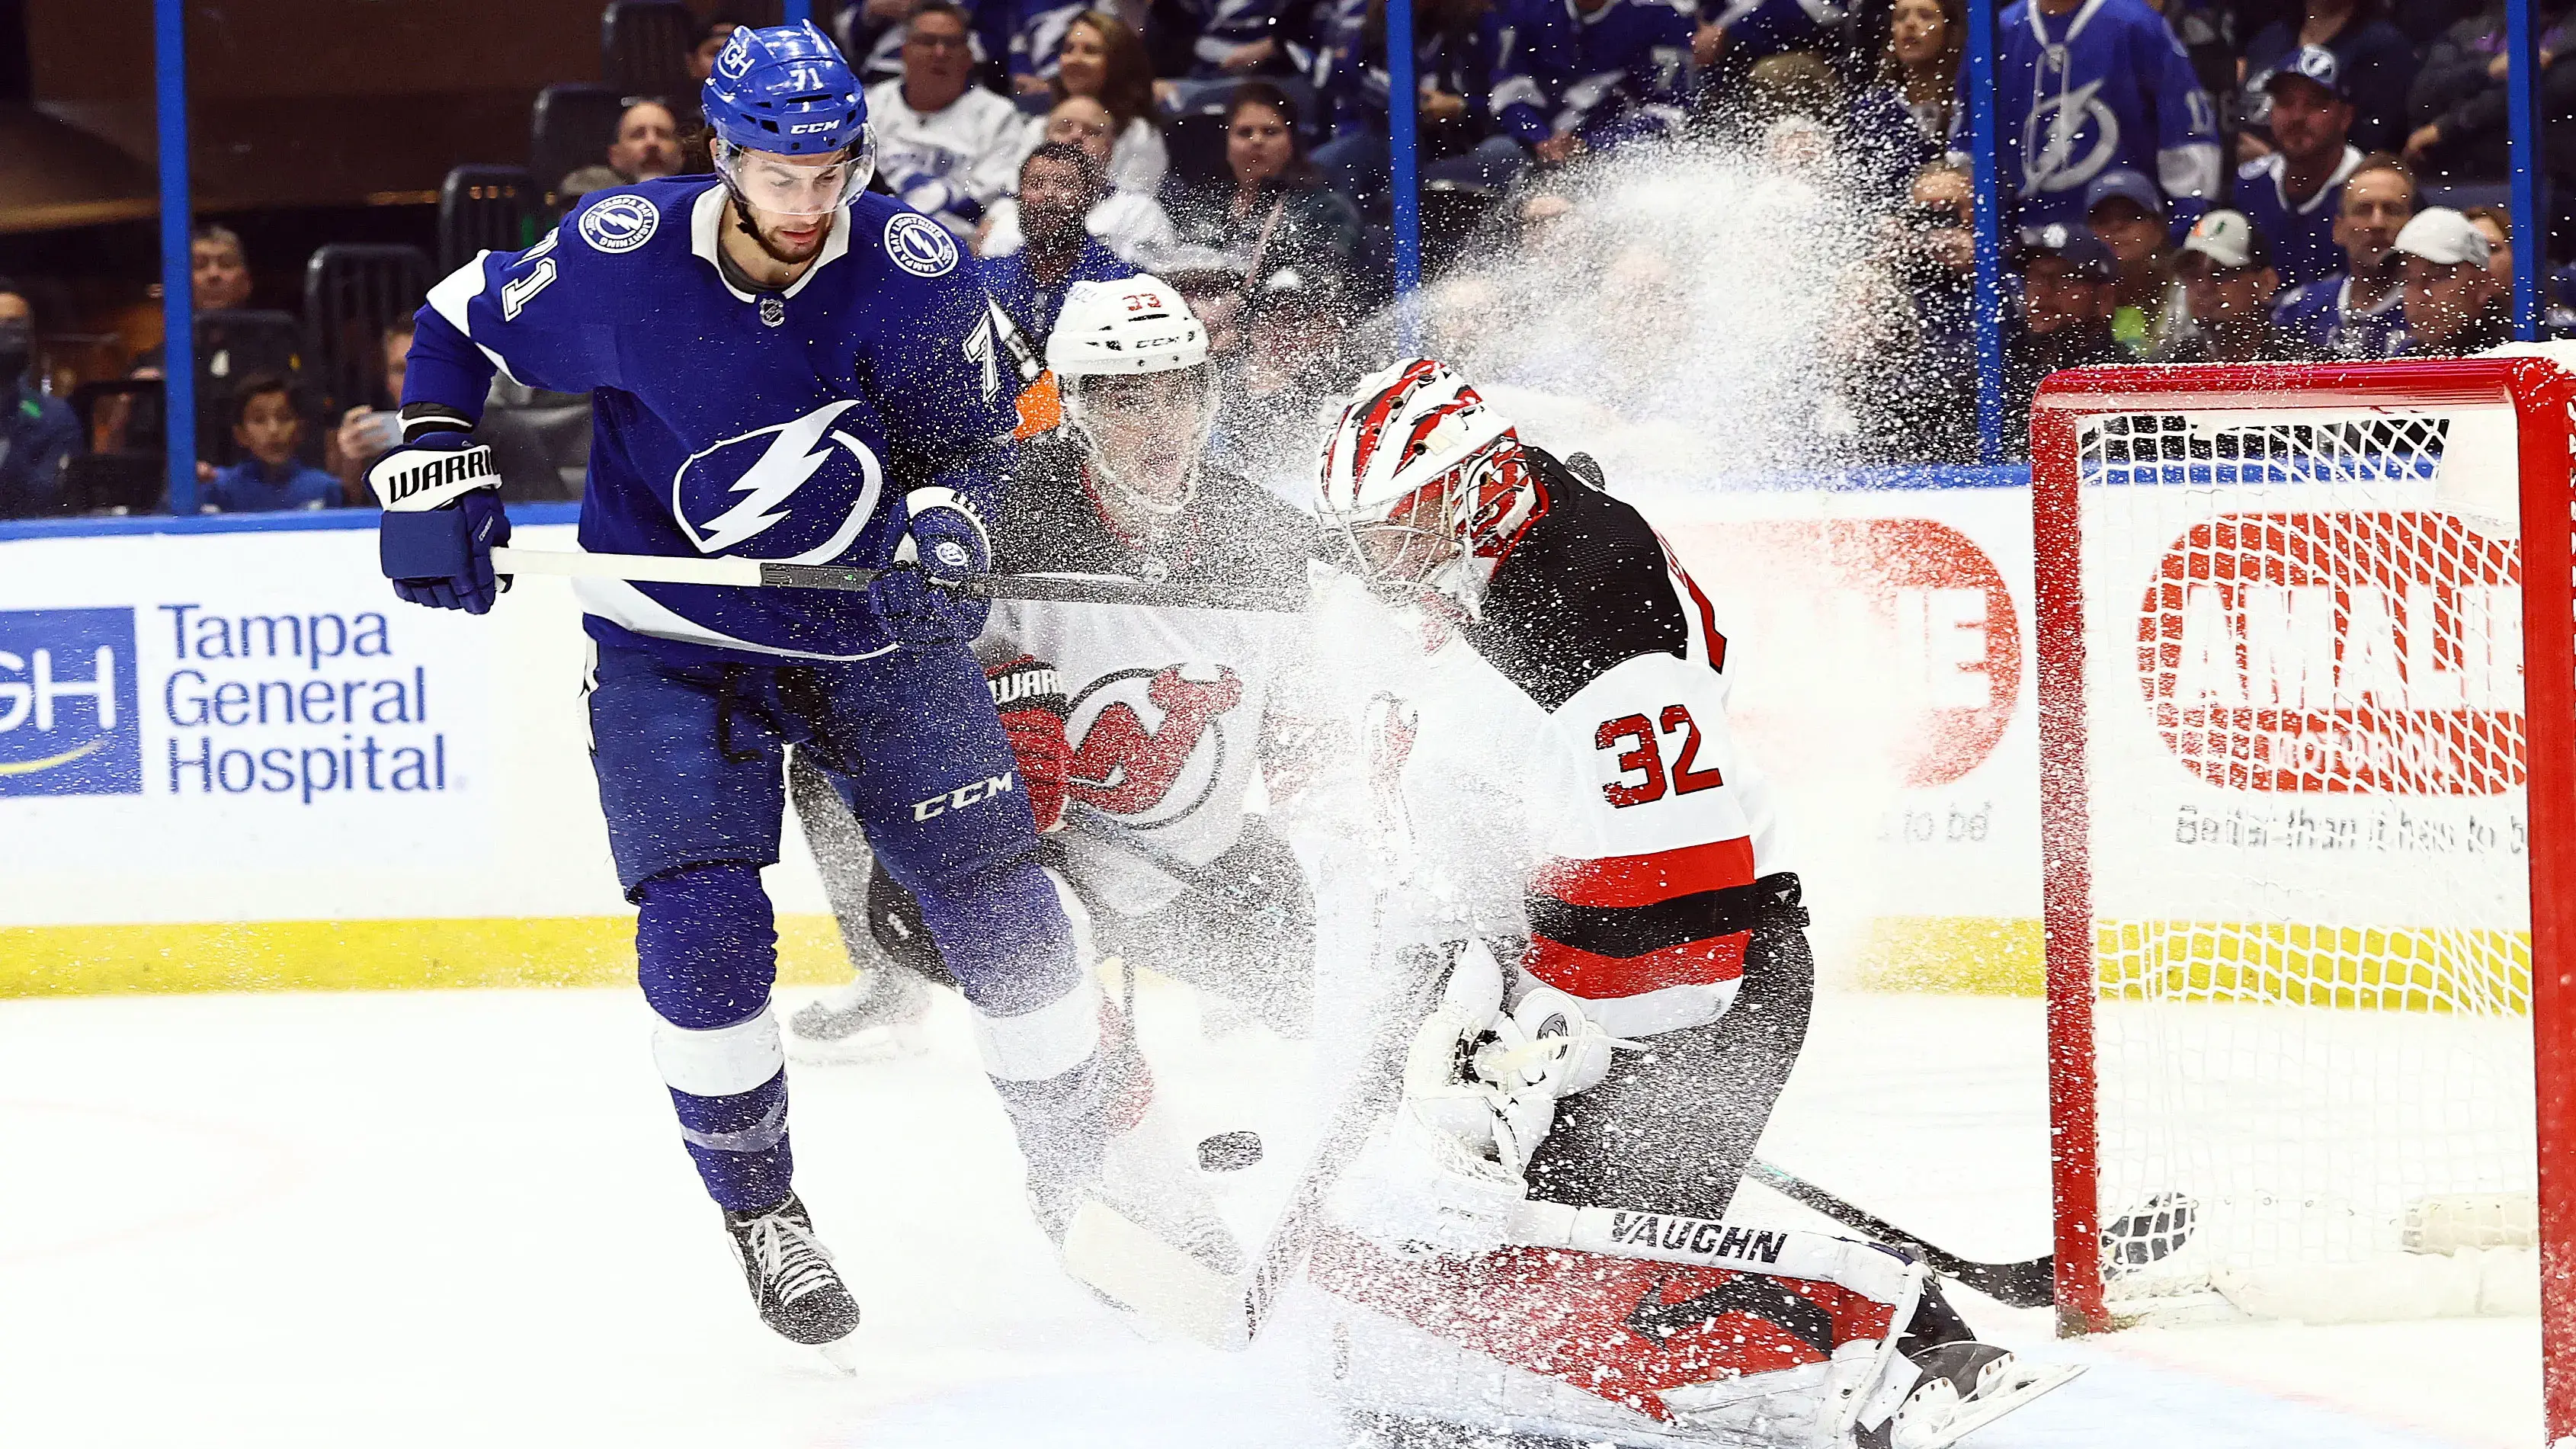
[1948,0,2219,236]
[364,22,1120,1364]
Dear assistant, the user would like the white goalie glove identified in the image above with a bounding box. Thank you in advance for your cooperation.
[1330,940,1636,1258]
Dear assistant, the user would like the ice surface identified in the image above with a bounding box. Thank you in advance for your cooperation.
[0,983,2534,1447]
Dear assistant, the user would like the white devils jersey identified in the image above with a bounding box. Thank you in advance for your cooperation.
[984,441,1319,918]
[1318,452,1787,1040]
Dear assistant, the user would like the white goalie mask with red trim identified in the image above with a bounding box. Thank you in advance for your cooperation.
[1315,357,1543,619]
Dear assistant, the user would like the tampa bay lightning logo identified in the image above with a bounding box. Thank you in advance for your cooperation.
[672,402,887,563]
[579,194,660,254]
[2023,80,2120,195]
[883,213,958,277]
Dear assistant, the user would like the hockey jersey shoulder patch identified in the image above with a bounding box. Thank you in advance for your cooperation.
[883,210,960,277]
[578,192,662,254]
[1463,457,1687,713]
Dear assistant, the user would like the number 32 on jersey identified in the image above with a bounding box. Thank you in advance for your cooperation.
[1597,706,1723,808]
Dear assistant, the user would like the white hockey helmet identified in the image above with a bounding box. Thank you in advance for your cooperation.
[1045,275,1219,520]
[1315,357,1533,617]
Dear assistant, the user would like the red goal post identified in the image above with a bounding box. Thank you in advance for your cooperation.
[2030,357,2576,1444]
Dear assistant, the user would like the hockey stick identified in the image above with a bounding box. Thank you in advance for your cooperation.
[485,546,1303,611]
[1742,1160,2057,1309]
[1059,938,1455,1349]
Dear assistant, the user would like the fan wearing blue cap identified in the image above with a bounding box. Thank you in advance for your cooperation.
[2236,46,2365,290]
[364,21,1148,1366]
[2004,223,2129,438]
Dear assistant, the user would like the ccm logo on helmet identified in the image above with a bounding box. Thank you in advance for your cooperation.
[379,449,498,505]
[912,771,1016,820]
[790,120,840,134]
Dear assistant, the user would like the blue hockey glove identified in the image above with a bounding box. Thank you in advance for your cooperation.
[369,433,512,614]
[870,489,992,645]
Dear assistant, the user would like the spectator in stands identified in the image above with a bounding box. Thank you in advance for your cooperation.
[2465,203,2514,280]
[1013,11,1168,195]
[1956,0,2219,235]
[194,224,253,313]
[2237,47,2366,290]
[2004,224,2128,438]
[690,19,742,83]
[605,99,685,184]
[975,143,1133,343]
[2084,169,2185,357]
[2270,151,2416,356]
[0,279,80,520]
[1866,0,1964,146]
[197,373,338,513]
[2241,0,2418,155]
[1741,52,1926,205]
[978,97,1180,260]
[1495,0,1693,169]
[1890,160,1978,377]
[1152,245,1253,361]
[1168,82,1363,277]
[1166,0,1292,107]
[1693,0,1845,73]
[330,316,414,505]
[2395,207,2512,354]
[871,0,1027,241]
[2161,210,2301,361]
[2406,1,2576,181]
[1315,0,1520,214]
[1220,264,1358,497]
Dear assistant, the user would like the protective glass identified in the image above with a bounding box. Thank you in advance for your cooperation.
[715,133,876,218]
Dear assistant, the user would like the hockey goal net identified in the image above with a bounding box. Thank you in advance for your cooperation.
[2029,358,2576,1443]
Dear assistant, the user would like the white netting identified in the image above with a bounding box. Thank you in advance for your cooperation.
[2067,404,2541,1322]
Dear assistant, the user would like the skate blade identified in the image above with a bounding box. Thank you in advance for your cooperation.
[783,1019,928,1066]
[815,1327,867,1376]
[1060,1197,1252,1351]
[1897,1362,2084,1449]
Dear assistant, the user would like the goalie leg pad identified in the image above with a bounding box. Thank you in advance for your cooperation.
[1308,1219,1927,1447]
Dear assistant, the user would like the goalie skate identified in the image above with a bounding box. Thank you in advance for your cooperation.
[1865,1342,2083,1449]
[783,965,931,1064]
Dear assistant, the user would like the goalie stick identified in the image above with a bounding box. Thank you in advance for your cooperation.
[485,546,1306,611]
[1744,1162,2195,1310]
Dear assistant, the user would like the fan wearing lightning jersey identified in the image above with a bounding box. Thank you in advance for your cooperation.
[1298,361,2068,1447]
[1947,0,2219,235]
[782,275,1324,1307]
[364,23,1117,1365]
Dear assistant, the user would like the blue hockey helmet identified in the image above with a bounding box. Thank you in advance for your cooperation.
[702,21,874,204]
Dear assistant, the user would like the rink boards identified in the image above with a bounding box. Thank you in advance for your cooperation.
[8,466,2501,1002]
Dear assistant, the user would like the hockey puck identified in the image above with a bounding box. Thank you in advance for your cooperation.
[1197,1130,1264,1172]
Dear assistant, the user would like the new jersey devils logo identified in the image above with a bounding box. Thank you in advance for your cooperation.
[1069,663,1244,825]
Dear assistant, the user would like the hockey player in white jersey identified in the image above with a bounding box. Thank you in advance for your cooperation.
[1300,360,2071,1448]
[788,276,1324,1064]
[783,276,1326,1294]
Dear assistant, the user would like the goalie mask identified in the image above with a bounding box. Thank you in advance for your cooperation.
[1045,276,1220,524]
[1315,358,1542,620]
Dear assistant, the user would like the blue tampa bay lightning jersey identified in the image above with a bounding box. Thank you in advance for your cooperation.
[402,178,1018,665]
[1950,0,2220,234]
[2232,146,2361,290]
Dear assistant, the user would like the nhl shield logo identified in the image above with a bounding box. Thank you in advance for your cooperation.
[580,194,661,255]
[883,213,958,278]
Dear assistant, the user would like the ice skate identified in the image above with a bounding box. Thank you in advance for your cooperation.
[1863,1341,2083,1449]
[722,1191,863,1367]
[783,964,932,1064]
